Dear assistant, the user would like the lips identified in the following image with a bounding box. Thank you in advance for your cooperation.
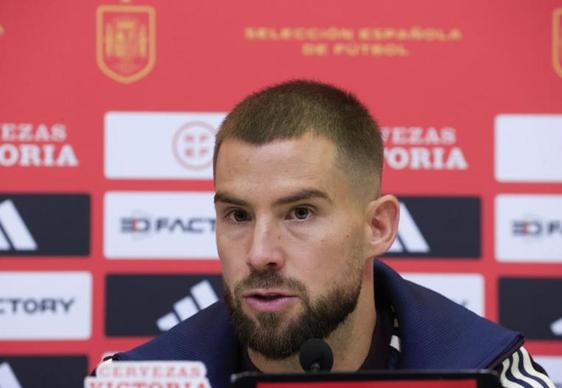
[242,289,298,313]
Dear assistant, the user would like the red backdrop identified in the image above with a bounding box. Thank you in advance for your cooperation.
[1,0,561,382]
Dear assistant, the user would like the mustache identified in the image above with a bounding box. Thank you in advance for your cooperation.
[234,268,307,295]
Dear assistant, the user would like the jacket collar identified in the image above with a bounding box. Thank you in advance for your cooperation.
[374,259,522,369]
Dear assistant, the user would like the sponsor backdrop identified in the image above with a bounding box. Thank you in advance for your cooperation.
[1,0,561,386]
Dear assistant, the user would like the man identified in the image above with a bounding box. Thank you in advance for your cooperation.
[110,80,554,388]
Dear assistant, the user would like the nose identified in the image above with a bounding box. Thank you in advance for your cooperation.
[246,219,285,271]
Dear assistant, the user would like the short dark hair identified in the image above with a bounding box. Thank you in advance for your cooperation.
[214,80,383,195]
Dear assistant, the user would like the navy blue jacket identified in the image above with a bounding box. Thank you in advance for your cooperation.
[114,261,523,388]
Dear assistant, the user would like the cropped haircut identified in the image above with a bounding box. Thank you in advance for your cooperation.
[214,80,384,196]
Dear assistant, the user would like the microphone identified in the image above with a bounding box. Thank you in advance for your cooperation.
[298,338,333,372]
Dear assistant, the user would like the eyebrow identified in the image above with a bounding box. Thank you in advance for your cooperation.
[214,192,249,207]
[273,189,332,206]
[214,189,332,207]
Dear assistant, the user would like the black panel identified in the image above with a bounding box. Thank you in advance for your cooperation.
[383,196,481,258]
[499,277,562,340]
[105,274,223,336]
[0,194,90,256]
[0,355,87,388]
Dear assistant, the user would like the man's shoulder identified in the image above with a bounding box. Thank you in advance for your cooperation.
[98,301,239,388]
[374,260,523,369]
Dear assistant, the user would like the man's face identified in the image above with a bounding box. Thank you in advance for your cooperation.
[214,134,371,359]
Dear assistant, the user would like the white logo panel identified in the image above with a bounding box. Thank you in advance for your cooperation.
[104,192,218,259]
[496,195,562,262]
[401,273,484,316]
[104,112,226,179]
[495,114,562,182]
[0,272,91,340]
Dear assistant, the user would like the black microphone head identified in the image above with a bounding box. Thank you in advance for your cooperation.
[298,338,334,372]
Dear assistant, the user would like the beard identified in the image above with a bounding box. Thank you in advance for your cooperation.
[224,262,363,360]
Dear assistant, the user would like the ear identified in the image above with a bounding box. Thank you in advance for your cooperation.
[364,194,400,258]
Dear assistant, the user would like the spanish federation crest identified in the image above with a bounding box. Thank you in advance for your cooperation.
[554,8,562,78]
[96,4,156,84]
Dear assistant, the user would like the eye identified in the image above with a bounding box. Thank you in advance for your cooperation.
[227,209,251,223]
[289,206,312,221]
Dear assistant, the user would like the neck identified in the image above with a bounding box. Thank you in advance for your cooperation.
[248,264,376,373]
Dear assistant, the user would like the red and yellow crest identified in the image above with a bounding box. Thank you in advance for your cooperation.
[96,4,156,84]
[554,8,562,78]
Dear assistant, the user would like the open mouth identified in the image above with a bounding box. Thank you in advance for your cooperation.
[252,293,286,301]
[242,290,298,312]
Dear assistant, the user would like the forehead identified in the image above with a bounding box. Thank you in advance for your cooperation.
[214,135,351,202]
